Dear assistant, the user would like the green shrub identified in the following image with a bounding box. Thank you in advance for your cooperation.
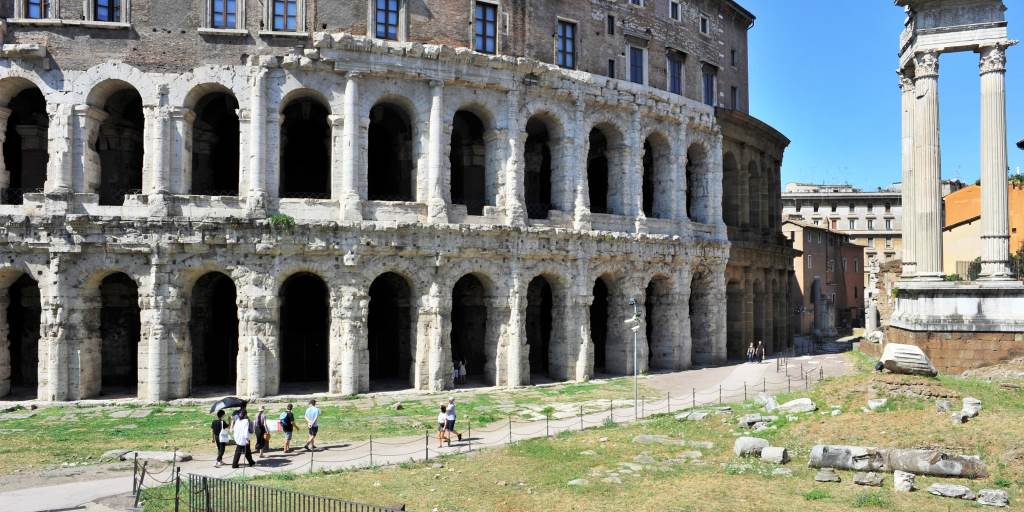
[852,491,890,508]
[270,213,296,230]
[802,489,831,501]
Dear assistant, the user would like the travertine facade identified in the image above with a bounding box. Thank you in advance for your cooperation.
[0,0,790,401]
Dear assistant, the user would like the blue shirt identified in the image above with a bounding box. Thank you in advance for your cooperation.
[305,406,321,426]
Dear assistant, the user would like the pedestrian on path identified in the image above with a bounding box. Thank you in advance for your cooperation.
[757,340,765,363]
[211,410,230,467]
[231,410,256,468]
[280,404,295,454]
[746,342,755,363]
[303,399,321,451]
[445,397,462,444]
[459,360,467,384]
[254,405,270,457]
[436,404,449,447]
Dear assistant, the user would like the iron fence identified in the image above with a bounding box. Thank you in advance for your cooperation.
[187,473,402,512]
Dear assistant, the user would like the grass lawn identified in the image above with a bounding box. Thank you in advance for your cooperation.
[0,376,659,475]
[139,351,1024,511]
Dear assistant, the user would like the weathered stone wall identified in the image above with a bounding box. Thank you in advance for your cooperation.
[885,327,1024,375]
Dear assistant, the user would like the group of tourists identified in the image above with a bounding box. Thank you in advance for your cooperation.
[452,360,468,385]
[436,397,463,447]
[210,399,322,468]
[746,340,766,363]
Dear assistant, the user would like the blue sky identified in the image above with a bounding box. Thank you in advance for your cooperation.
[741,0,1024,191]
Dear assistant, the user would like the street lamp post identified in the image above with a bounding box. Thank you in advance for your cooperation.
[627,297,641,420]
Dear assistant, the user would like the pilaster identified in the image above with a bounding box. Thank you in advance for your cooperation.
[236,274,277,397]
[247,66,270,216]
[331,285,367,395]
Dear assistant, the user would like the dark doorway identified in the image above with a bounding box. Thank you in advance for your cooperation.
[450,111,487,215]
[722,153,740,227]
[2,87,48,205]
[587,129,609,214]
[590,278,609,373]
[526,276,553,379]
[192,92,240,196]
[646,277,674,370]
[726,281,745,360]
[368,103,414,201]
[189,272,238,390]
[368,272,413,389]
[100,273,140,394]
[524,117,552,219]
[7,274,40,397]
[98,89,144,206]
[279,273,329,388]
[451,274,488,384]
[686,145,707,223]
[280,98,330,199]
[642,140,654,217]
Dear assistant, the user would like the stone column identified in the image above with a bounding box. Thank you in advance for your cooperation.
[571,96,592,230]
[237,275,277,397]
[169,107,195,195]
[72,105,108,195]
[0,291,8,397]
[503,88,527,226]
[415,281,451,391]
[138,262,183,401]
[0,107,10,201]
[330,285,367,395]
[44,103,74,196]
[247,66,270,214]
[570,291,594,381]
[328,113,344,200]
[627,108,645,221]
[763,279,775,354]
[340,73,363,221]
[426,81,449,223]
[503,275,526,387]
[143,106,171,197]
[978,44,1014,279]
[899,71,917,277]
[39,258,72,401]
[912,51,943,279]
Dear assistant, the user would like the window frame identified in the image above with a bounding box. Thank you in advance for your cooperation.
[607,58,616,79]
[701,63,717,107]
[19,0,57,19]
[555,18,578,70]
[472,1,499,54]
[666,52,684,95]
[730,86,739,109]
[203,0,246,30]
[627,44,647,85]
[367,0,405,41]
[698,13,710,35]
[669,0,681,21]
[86,0,130,23]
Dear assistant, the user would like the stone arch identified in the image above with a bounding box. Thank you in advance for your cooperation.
[98,272,142,396]
[748,160,761,231]
[90,80,144,206]
[279,272,330,391]
[752,279,766,349]
[1,273,41,399]
[689,269,716,365]
[0,76,51,108]
[645,274,676,370]
[726,279,745,360]
[368,271,415,390]
[523,112,566,219]
[643,131,673,219]
[590,274,613,374]
[450,273,498,385]
[686,142,711,223]
[450,109,490,215]
[190,88,240,196]
[525,274,557,380]
[722,152,741,227]
[586,123,626,215]
[369,101,416,202]
[280,93,331,199]
[79,62,160,107]
[188,271,238,393]
[2,84,48,204]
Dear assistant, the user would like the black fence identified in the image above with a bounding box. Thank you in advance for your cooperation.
[187,473,402,512]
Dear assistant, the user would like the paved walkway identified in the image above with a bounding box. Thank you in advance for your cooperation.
[3,351,851,512]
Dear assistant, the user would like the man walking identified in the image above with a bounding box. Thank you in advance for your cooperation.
[211,410,229,467]
[280,404,295,453]
[445,397,462,443]
[231,410,255,468]
[303,399,321,451]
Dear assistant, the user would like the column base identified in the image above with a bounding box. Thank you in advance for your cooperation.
[573,208,592,231]
[426,199,449,224]
[339,194,363,222]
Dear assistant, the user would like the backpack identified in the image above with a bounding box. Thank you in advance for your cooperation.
[280,412,292,428]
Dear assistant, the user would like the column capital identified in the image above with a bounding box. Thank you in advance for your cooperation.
[913,51,940,79]
[897,70,915,92]
[428,79,444,90]
[979,45,1009,75]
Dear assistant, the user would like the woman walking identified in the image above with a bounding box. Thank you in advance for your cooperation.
[436,404,448,447]
[254,405,270,457]
[210,410,230,467]
[231,410,256,468]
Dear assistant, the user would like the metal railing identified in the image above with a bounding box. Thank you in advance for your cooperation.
[187,473,402,512]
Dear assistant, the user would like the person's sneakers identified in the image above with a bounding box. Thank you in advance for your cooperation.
[214,461,221,467]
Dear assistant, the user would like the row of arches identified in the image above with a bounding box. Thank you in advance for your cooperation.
[721,151,779,231]
[0,79,715,226]
[2,266,716,399]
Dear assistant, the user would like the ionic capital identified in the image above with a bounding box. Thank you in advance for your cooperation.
[913,51,939,79]
[979,45,1009,75]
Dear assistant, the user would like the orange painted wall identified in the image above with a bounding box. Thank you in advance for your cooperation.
[944,184,1024,255]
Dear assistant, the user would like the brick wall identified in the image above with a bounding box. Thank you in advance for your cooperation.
[884,327,1024,375]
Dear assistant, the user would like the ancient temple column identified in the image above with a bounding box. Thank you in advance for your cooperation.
[426,81,449,223]
[139,263,183,401]
[978,45,1013,279]
[912,51,943,279]
[503,88,527,225]
[340,73,363,221]
[503,276,526,387]
[329,285,367,395]
[570,289,594,381]
[168,107,195,195]
[416,281,452,391]
[143,106,171,197]
[247,66,269,213]
[899,71,917,278]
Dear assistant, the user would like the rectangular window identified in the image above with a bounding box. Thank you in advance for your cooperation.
[474,2,497,54]
[867,219,874,230]
[848,219,855,230]
[885,202,891,212]
[867,237,874,248]
[607,59,616,79]
[866,202,873,211]
[885,237,893,248]
[95,0,122,22]
[211,0,237,29]
[667,55,683,95]
[629,46,645,84]
[273,0,298,31]
[699,14,710,34]
[730,49,737,66]
[607,15,615,35]
[669,0,681,20]
[375,0,399,39]
[629,0,642,5]
[807,255,813,269]
[813,203,819,213]
[831,219,838,230]
[854,259,859,272]
[730,86,739,109]
[556,20,576,69]
[885,219,892,230]
[843,257,848,272]
[26,0,50,18]
[702,65,716,106]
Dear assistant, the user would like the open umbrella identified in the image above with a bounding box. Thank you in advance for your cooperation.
[209,396,247,414]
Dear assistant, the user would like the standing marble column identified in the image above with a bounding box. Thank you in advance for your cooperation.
[426,81,448,223]
[340,73,363,221]
[978,44,1013,279]
[417,281,452,391]
[503,88,527,226]
[143,106,171,197]
[912,51,943,279]
[247,66,270,214]
[45,103,74,195]
[571,96,591,230]
[899,71,917,278]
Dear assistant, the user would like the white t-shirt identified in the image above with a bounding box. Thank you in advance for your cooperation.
[232,419,251,445]
[437,412,446,424]
[305,406,321,426]
[446,402,456,421]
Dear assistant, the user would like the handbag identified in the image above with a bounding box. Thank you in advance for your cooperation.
[217,421,231,444]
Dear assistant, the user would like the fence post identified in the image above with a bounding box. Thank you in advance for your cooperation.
[171,447,177,477]
[666,392,670,413]
[369,434,373,468]
[425,432,429,461]
[579,405,584,431]
[546,414,550,438]
[608,400,613,423]
[744,382,747,402]
[203,477,211,512]
[801,363,804,379]
[508,415,513,444]
[719,385,722,405]
[692,388,695,408]
[468,419,472,451]
[133,461,148,508]
[787,376,791,393]
[763,377,766,393]
[309,449,314,474]
[132,453,138,494]
[805,377,809,391]
[174,467,181,512]
[820,367,824,380]
[641,398,644,419]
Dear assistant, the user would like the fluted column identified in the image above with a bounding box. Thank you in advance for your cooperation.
[503,87,527,225]
[247,67,269,214]
[912,51,943,279]
[978,44,1013,279]
[899,71,917,278]
[340,73,363,221]
[426,81,449,223]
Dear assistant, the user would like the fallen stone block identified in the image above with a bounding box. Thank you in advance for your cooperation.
[814,467,840,482]
[853,472,884,487]
[867,399,888,411]
[100,449,131,461]
[977,489,1009,507]
[894,470,915,492]
[733,436,769,457]
[951,411,969,424]
[808,445,988,478]
[927,483,976,501]
[962,397,982,418]
[760,447,789,464]
[674,411,708,421]
[737,414,776,427]
[880,343,938,377]
[777,398,816,414]
[936,399,952,413]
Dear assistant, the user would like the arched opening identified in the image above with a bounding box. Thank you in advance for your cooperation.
[642,140,655,217]
[526,276,554,380]
[368,272,414,390]
[686,144,707,223]
[368,102,414,201]
[646,276,674,370]
[590,277,609,373]
[279,273,329,391]
[451,274,488,385]
[689,271,715,365]
[726,280,744,360]
[524,117,553,219]
[191,92,240,196]
[280,97,330,199]
[189,272,238,392]
[450,110,487,215]
[722,152,740,227]
[100,273,140,395]
[587,128,609,214]
[748,162,761,231]
[98,88,144,206]
[2,87,48,204]
[5,275,40,398]
[753,280,766,348]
